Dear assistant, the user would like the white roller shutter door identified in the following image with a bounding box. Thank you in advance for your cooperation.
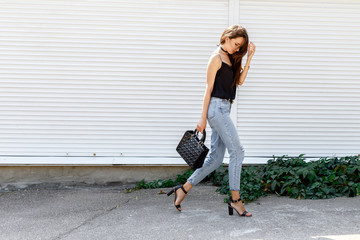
[0,0,229,165]
[237,0,360,163]
[1,0,358,166]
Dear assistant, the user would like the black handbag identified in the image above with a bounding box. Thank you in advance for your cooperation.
[176,129,209,170]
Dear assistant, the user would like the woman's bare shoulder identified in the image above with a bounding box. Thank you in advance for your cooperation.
[208,52,222,67]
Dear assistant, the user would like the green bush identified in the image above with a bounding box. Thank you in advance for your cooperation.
[133,155,360,202]
[263,155,360,199]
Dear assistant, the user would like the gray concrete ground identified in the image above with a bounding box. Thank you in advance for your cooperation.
[1,183,360,240]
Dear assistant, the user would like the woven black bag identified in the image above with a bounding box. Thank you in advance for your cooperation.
[176,129,209,170]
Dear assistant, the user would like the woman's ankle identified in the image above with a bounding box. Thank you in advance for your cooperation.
[230,190,241,202]
[183,182,193,192]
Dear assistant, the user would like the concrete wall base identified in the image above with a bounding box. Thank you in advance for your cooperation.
[0,166,190,189]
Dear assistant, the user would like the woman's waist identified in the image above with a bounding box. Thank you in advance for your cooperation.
[210,96,234,104]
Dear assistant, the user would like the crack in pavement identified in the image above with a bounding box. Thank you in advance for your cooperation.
[0,191,16,197]
[52,198,131,240]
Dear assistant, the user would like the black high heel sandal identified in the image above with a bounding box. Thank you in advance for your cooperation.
[228,197,252,217]
[166,185,188,212]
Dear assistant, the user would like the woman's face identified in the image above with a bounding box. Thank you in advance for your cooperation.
[225,37,245,54]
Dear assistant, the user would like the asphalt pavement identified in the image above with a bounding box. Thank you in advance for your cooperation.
[1,182,360,240]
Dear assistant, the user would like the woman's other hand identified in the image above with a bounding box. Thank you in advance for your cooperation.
[247,41,256,59]
[196,118,207,134]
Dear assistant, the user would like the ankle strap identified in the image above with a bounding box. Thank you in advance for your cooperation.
[230,197,241,203]
[181,186,188,194]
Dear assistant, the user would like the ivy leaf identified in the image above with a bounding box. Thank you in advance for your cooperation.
[307,170,317,182]
[271,181,278,191]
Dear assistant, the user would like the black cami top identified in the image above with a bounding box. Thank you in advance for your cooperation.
[211,62,236,100]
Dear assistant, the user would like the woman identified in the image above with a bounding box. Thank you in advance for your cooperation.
[167,25,256,217]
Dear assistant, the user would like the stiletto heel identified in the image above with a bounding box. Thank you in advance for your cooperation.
[228,205,233,215]
[228,197,252,217]
[167,184,188,212]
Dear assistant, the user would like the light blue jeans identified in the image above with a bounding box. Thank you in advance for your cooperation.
[187,97,245,191]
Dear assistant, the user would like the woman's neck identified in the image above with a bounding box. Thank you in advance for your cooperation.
[219,45,229,55]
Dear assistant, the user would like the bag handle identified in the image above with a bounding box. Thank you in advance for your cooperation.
[194,129,206,143]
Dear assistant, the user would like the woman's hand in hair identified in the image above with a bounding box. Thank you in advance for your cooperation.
[196,118,206,134]
[247,41,256,59]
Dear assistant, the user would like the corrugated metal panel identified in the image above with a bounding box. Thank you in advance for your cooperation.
[0,0,229,164]
[237,0,360,161]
